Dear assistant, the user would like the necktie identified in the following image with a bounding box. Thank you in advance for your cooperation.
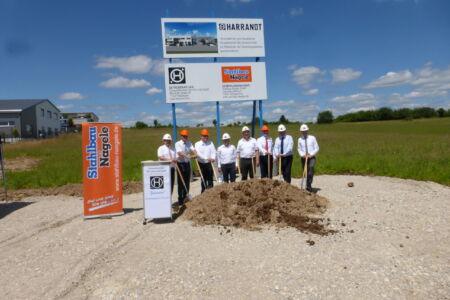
[280,136,285,155]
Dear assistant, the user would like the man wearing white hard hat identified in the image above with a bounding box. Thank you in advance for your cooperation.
[236,126,259,180]
[298,124,319,192]
[217,133,237,183]
[273,124,294,183]
[157,134,177,194]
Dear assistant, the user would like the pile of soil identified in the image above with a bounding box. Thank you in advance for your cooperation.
[184,179,334,235]
[0,181,143,201]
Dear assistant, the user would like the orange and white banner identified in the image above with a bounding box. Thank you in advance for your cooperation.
[82,123,123,218]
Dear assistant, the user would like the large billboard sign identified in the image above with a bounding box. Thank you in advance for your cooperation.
[82,123,123,218]
[164,62,267,103]
[161,18,265,58]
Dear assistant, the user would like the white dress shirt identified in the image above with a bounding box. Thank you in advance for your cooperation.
[175,140,195,163]
[157,144,176,168]
[217,144,237,167]
[194,140,216,163]
[298,135,319,157]
[273,134,294,158]
[256,135,273,156]
[236,137,258,158]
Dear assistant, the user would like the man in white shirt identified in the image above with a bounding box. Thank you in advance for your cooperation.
[236,126,259,180]
[217,133,237,183]
[256,125,273,178]
[273,124,294,183]
[194,129,216,192]
[175,129,196,206]
[298,124,319,192]
[157,133,177,194]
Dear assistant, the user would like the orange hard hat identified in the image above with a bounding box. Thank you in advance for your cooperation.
[261,125,269,132]
[200,129,209,136]
[180,129,189,136]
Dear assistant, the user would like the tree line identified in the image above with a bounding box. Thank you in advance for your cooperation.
[317,107,450,124]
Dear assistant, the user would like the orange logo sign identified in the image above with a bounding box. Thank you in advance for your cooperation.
[222,66,252,83]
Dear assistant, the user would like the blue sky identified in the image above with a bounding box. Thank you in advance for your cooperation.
[165,22,217,37]
[1,0,449,126]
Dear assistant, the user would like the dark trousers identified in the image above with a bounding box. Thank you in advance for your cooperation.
[198,162,214,192]
[221,163,236,183]
[170,167,175,194]
[281,155,293,183]
[260,155,273,178]
[301,157,316,189]
[177,162,190,205]
[239,158,254,180]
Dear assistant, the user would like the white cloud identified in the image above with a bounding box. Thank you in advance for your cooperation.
[57,104,74,110]
[95,55,152,74]
[304,88,319,95]
[289,7,304,16]
[99,76,150,88]
[347,106,377,113]
[331,68,362,83]
[59,92,85,100]
[365,70,413,88]
[331,93,377,105]
[146,87,162,95]
[272,108,287,114]
[291,66,323,88]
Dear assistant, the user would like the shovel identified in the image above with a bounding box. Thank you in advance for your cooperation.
[175,163,192,201]
[301,156,309,190]
[194,158,207,189]
[278,156,283,181]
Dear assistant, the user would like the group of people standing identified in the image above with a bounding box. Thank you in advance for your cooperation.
[157,124,319,207]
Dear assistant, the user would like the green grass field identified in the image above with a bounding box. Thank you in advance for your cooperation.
[5,118,450,189]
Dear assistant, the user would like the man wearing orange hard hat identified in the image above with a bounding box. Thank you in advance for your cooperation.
[175,129,196,207]
[256,125,273,178]
[194,128,216,192]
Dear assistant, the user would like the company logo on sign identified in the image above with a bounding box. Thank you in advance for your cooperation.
[169,67,186,84]
[150,176,164,189]
[222,66,252,83]
[86,126,98,179]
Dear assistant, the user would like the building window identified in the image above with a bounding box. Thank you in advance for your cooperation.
[54,112,58,119]
[48,111,52,119]
[41,108,45,117]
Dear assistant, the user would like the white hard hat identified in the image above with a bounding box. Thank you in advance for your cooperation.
[222,133,231,140]
[300,124,309,131]
[277,124,286,132]
[241,126,250,132]
[162,133,172,141]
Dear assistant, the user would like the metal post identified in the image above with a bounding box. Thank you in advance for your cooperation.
[168,57,177,141]
[251,101,256,138]
[213,57,221,145]
[0,137,7,201]
[258,100,263,130]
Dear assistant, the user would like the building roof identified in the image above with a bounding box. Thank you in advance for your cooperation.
[0,99,60,112]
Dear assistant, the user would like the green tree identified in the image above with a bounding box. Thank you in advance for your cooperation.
[68,118,74,127]
[153,119,161,128]
[12,128,20,138]
[317,110,334,124]
[437,108,446,118]
[212,119,217,127]
[279,115,289,124]
[135,121,148,129]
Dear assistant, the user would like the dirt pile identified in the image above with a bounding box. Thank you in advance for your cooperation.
[184,179,334,235]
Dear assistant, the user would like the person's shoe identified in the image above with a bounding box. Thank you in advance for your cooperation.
[306,187,313,193]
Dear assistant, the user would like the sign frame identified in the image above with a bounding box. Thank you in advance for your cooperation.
[161,18,265,58]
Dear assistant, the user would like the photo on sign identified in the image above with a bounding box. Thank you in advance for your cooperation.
[164,22,218,54]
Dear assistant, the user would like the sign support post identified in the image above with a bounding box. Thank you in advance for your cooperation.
[251,101,256,138]
[169,58,177,141]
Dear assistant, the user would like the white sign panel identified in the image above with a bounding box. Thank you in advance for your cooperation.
[161,18,265,58]
[142,161,172,220]
[165,62,267,103]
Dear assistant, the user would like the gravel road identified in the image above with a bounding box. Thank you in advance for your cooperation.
[0,175,449,299]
